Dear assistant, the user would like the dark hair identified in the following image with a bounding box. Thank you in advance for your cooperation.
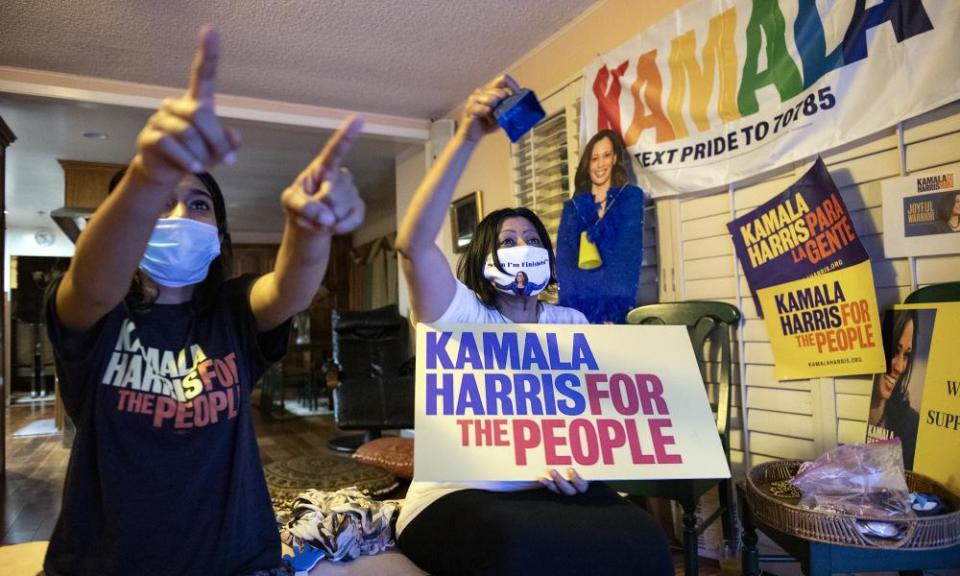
[936,191,959,223]
[108,167,233,312]
[574,129,630,194]
[456,207,556,307]
[879,309,918,420]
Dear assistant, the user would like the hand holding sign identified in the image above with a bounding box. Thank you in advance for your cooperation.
[281,115,366,236]
[540,468,589,495]
[132,26,240,186]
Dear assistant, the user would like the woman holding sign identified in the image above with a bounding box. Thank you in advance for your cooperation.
[395,77,672,576]
[43,27,365,575]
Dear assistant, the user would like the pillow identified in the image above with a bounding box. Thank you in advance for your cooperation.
[353,437,414,479]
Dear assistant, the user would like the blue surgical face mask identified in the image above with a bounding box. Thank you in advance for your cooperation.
[139,217,221,288]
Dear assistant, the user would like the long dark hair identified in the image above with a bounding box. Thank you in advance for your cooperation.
[456,207,557,307]
[936,191,959,223]
[881,309,918,419]
[574,129,630,194]
[108,167,233,312]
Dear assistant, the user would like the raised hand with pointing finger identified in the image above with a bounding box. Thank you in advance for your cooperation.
[133,25,240,186]
[46,25,368,575]
[281,115,366,237]
[249,113,367,330]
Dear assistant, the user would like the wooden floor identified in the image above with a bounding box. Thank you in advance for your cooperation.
[1,391,346,546]
[2,400,67,545]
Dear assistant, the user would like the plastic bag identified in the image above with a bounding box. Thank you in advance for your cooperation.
[790,440,914,521]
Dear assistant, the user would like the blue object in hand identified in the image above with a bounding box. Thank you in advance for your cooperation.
[494,88,546,143]
[283,542,325,575]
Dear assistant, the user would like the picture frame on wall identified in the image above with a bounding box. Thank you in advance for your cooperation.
[881,163,960,258]
[450,190,483,253]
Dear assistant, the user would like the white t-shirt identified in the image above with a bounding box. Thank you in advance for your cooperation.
[396,280,588,535]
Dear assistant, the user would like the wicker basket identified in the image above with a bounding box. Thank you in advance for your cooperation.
[746,460,960,549]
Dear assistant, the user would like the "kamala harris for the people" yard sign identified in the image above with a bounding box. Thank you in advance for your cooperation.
[414,324,730,482]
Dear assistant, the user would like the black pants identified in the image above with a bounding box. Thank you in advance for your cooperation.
[398,483,673,576]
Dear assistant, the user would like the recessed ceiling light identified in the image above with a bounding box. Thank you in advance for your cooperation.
[82,131,109,140]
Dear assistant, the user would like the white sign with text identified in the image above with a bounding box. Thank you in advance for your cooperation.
[414,324,730,482]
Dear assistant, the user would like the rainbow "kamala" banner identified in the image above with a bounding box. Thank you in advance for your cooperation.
[582,0,960,196]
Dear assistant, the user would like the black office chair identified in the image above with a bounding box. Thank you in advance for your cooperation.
[608,301,742,576]
[327,304,415,453]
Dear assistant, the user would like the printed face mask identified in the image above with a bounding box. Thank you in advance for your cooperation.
[139,217,221,288]
[483,245,551,296]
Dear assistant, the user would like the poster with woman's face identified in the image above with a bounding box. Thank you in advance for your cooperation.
[866,308,937,469]
[882,164,960,257]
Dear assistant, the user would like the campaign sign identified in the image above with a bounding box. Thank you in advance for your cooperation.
[727,158,869,317]
[756,260,885,381]
[882,164,960,258]
[892,303,960,493]
[414,324,730,482]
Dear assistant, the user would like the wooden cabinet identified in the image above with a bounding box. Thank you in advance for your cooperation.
[58,160,126,208]
[231,244,277,278]
[232,237,352,366]
[307,235,352,361]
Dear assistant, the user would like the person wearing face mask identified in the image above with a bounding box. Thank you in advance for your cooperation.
[43,27,365,576]
[394,77,673,576]
[867,310,921,468]
[556,129,646,324]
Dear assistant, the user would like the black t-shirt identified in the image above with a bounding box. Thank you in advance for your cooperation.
[43,276,289,576]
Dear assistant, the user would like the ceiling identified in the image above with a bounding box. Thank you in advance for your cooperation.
[0,0,598,242]
[0,93,404,238]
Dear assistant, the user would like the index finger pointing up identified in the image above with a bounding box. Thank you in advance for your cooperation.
[309,115,365,179]
[187,25,221,102]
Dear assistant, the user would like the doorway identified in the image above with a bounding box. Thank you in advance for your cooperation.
[9,256,67,405]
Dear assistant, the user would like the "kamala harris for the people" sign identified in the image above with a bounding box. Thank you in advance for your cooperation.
[414,324,730,482]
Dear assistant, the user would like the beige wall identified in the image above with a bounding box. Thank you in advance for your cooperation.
[392,0,693,312]
[434,0,693,263]
[352,211,396,247]
[394,143,428,317]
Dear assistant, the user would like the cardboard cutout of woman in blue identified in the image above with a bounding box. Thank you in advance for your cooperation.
[557,129,645,323]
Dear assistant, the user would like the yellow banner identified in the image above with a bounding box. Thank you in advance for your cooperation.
[896,303,960,493]
[757,260,886,380]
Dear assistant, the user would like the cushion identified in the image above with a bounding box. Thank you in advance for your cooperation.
[353,437,414,479]
[0,540,48,576]
[281,545,427,575]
